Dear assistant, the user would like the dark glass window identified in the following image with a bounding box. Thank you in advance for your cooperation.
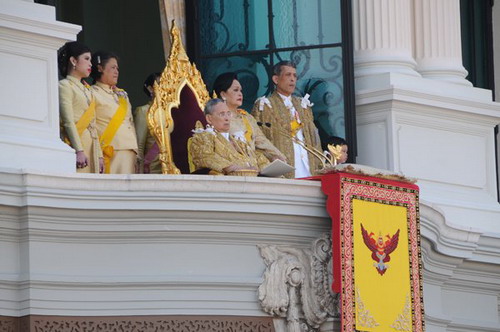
[460,0,497,201]
[187,0,356,160]
[460,0,494,93]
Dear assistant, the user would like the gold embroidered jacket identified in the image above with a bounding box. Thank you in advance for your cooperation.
[251,91,321,177]
[229,109,285,162]
[189,130,266,174]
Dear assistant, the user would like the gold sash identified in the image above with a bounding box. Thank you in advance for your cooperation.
[237,109,253,143]
[76,99,96,136]
[62,99,96,146]
[99,96,128,173]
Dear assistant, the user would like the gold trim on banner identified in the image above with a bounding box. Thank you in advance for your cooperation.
[390,294,412,331]
[319,164,417,184]
[147,20,211,174]
[355,287,379,329]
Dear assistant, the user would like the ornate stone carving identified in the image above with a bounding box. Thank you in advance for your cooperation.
[1,316,274,332]
[0,317,17,332]
[258,233,338,331]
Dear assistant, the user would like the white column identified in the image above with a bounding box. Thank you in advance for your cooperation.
[352,0,420,78]
[0,0,80,173]
[158,0,186,61]
[414,0,472,86]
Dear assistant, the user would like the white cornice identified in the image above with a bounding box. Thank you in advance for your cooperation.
[355,73,500,122]
[0,170,326,214]
[0,1,80,43]
[420,203,500,281]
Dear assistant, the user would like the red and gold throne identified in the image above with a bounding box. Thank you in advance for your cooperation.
[147,22,210,174]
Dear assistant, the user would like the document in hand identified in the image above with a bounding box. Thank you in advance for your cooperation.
[259,159,295,177]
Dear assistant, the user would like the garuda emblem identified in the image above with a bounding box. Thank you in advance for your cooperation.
[361,224,400,275]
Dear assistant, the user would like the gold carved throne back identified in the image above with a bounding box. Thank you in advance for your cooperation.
[147,21,210,174]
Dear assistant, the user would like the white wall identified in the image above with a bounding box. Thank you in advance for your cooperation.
[494,2,500,197]
[0,0,80,173]
[0,172,331,317]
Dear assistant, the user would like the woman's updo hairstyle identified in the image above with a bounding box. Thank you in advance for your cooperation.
[212,72,238,98]
[90,51,119,82]
[143,72,161,98]
[57,41,91,77]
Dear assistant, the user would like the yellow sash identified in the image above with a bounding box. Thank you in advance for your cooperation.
[99,96,128,173]
[76,99,96,136]
[237,109,253,143]
[61,99,96,146]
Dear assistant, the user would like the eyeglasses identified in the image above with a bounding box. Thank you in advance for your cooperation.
[211,111,233,119]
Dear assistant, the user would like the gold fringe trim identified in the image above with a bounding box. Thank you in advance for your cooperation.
[317,164,417,184]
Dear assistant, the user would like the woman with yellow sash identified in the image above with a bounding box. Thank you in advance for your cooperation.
[91,51,138,174]
[58,41,103,173]
[212,72,286,167]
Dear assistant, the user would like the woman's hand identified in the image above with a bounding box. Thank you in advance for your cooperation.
[99,157,104,174]
[76,151,89,169]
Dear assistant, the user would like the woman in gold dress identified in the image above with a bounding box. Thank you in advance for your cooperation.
[90,51,138,174]
[58,41,103,173]
[212,72,286,167]
[134,72,161,174]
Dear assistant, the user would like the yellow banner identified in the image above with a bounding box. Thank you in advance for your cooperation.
[353,199,412,331]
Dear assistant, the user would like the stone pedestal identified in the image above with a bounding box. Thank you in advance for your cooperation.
[0,0,80,173]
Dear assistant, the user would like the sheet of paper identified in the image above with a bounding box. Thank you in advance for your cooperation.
[259,159,295,177]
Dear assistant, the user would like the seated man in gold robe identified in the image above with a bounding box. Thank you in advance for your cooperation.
[252,61,322,178]
[190,98,267,176]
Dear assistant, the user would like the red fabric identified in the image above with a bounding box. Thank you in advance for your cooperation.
[170,86,207,174]
[319,171,419,293]
[320,173,343,294]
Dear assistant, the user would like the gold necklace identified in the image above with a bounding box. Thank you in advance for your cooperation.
[96,84,119,104]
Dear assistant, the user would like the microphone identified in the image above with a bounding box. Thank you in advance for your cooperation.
[257,121,272,128]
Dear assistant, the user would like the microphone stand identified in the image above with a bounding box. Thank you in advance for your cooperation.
[257,122,342,169]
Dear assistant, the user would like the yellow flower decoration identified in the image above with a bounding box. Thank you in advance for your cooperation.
[290,119,303,137]
[327,144,343,162]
